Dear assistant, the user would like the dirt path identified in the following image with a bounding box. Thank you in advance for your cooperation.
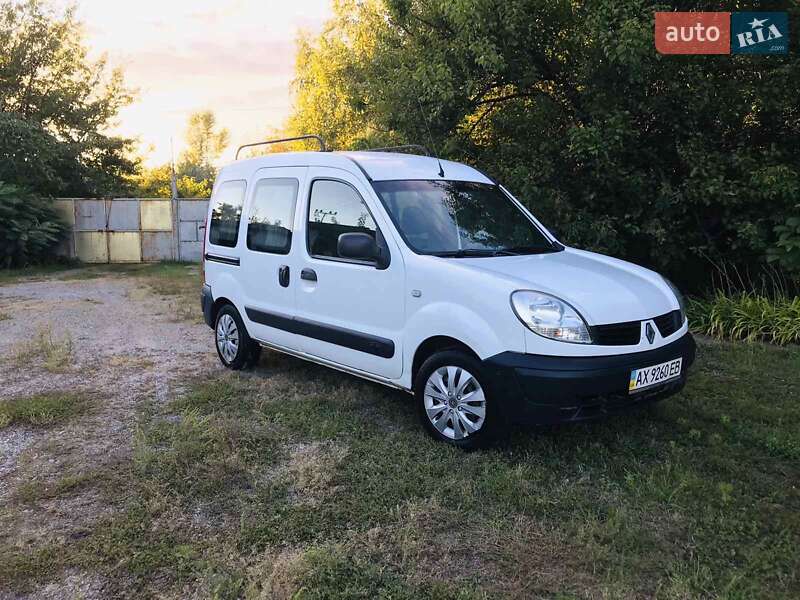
[0,268,220,599]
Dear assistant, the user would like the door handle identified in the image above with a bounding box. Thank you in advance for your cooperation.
[278,265,290,287]
[300,268,317,282]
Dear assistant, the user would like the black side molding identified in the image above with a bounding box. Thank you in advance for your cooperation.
[205,253,240,266]
[245,307,394,359]
[201,284,214,329]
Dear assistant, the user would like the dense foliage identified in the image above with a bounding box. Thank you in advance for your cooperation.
[287,0,800,289]
[689,292,800,345]
[768,205,800,275]
[0,181,66,268]
[0,0,136,196]
[130,164,213,199]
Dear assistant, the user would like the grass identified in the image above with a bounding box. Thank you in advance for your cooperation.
[13,325,73,372]
[0,392,87,429]
[100,262,202,322]
[689,291,800,345]
[2,261,201,322]
[14,471,101,504]
[1,260,797,596]
[3,337,798,598]
[0,261,80,285]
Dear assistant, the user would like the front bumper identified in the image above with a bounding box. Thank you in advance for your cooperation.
[484,332,696,425]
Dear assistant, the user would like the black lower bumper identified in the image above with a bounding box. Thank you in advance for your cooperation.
[201,284,214,329]
[484,333,696,425]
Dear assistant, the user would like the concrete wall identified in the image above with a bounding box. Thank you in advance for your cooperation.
[55,198,209,263]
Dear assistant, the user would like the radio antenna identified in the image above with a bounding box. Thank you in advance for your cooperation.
[415,96,445,178]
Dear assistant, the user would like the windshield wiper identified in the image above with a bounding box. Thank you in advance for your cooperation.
[432,244,562,258]
[431,248,519,258]
[503,245,562,255]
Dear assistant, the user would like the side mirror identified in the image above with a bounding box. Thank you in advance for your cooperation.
[338,232,391,270]
[338,232,378,261]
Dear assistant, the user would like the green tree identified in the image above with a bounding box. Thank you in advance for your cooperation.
[0,0,137,196]
[129,164,173,198]
[0,181,66,268]
[130,110,227,199]
[129,164,213,199]
[177,110,229,182]
[288,0,800,289]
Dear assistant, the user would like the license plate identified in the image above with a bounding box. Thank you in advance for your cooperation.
[629,358,682,393]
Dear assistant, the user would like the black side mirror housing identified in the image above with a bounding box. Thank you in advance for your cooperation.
[337,232,390,269]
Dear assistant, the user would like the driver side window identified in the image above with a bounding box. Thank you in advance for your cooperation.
[307,179,377,259]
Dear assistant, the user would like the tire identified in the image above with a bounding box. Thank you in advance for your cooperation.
[214,305,260,370]
[414,350,505,449]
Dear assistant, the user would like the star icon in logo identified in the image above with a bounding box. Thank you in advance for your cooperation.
[748,17,768,29]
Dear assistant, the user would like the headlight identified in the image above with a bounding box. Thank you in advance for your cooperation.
[661,276,686,322]
[510,291,592,344]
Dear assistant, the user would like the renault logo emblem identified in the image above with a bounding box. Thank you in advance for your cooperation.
[645,322,656,344]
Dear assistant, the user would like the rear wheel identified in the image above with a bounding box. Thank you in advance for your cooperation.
[414,350,504,449]
[214,305,260,370]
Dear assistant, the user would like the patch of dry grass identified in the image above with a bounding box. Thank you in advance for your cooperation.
[13,325,73,372]
[108,354,155,370]
[14,472,100,504]
[169,298,204,323]
[285,441,348,506]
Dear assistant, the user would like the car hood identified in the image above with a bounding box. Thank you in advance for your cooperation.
[454,247,677,325]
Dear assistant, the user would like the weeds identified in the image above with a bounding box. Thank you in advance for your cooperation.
[14,472,99,504]
[0,392,87,429]
[133,410,252,499]
[3,342,799,598]
[0,261,79,285]
[689,291,800,345]
[14,325,73,371]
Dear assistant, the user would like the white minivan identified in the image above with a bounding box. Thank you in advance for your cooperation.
[201,138,695,448]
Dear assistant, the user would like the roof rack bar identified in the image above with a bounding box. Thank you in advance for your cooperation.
[235,134,326,160]
[363,144,431,156]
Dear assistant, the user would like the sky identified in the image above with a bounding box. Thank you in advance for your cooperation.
[67,0,334,167]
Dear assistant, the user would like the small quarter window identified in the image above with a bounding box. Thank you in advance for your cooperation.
[209,180,246,248]
[307,179,377,259]
[247,178,299,254]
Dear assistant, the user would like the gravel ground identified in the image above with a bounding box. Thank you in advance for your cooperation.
[0,268,220,599]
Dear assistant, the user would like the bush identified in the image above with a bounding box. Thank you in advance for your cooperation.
[0,181,67,269]
[287,1,800,291]
[688,292,800,346]
[768,208,800,277]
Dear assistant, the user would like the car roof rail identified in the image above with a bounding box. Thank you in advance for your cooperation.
[360,144,431,156]
[235,134,327,159]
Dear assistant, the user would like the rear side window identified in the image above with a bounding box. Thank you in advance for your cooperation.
[247,178,299,254]
[209,180,246,247]
[307,179,377,259]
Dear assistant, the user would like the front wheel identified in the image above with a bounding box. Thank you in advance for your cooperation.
[214,305,260,370]
[414,350,505,449]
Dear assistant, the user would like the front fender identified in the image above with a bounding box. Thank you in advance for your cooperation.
[401,301,525,389]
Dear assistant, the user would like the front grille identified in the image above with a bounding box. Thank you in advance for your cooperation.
[590,309,683,346]
[653,310,683,338]
[590,320,641,346]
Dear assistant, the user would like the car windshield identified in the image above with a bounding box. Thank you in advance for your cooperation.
[372,180,559,256]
